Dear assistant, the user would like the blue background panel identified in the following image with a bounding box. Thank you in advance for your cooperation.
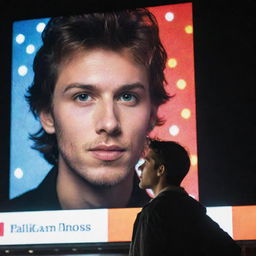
[11,18,51,199]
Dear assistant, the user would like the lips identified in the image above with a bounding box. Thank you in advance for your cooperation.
[89,145,126,161]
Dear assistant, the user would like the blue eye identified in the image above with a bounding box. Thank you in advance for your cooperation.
[120,93,136,102]
[75,93,91,101]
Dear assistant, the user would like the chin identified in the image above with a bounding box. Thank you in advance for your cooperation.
[86,168,131,188]
[139,182,145,190]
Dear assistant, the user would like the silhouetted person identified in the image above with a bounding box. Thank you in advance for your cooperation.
[129,139,241,256]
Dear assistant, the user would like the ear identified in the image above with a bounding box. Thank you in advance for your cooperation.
[39,110,55,134]
[157,164,165,177]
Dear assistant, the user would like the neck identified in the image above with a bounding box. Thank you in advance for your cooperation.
[56,163,134,209]
[152,180,169,197]
[153,184,186,198]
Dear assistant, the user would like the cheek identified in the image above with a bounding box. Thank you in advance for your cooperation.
[142,170,150,183]
[122,107,152,134]
[54,105,92,133]
[121,107,152,155]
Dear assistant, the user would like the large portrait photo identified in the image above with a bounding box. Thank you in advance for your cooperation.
[8,3,197,209]
[0,2,198,247]
[0,1,255,253]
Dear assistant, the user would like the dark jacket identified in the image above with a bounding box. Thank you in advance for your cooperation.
[0,167,150,212]
[129,188,241,256]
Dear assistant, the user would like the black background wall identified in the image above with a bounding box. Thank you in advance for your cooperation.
[0,0,255,207]
[193,0,256,206]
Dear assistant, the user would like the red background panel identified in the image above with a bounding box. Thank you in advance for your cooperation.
[148,3,198,199]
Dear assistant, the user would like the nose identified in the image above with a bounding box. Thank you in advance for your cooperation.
[95,100,121,136]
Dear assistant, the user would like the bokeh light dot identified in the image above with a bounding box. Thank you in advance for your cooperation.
[165,12,174,22]
[16,34,25,44]
[190,154,198,166]
[18,65,28,76]
[169,125,180,136]
[26,44,35,54]
[14,168,24,179]
[167,58,177,68]
[177,79,187,90]
[185,25,193,34]
[181,108,191,119]
[36,22,46,33]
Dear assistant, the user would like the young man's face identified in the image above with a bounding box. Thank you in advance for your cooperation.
[40,48,156,187]
[138,149,159,190]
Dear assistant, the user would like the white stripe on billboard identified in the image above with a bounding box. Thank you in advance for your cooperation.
[206,206,233,238]
[0,209,108,245]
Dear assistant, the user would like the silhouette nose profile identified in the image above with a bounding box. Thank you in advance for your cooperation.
[95,101,121,136]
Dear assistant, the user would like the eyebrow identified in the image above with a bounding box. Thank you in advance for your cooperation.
[62,82,146,94]
[115,83,146,94]
[63,84,95,94]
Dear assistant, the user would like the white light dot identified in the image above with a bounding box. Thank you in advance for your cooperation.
[181,108,191,119]
[16,34,25,44]
[165,12,174,22]
[176,79,187,90]
[14,168,24,179]
[169,125,180,136]
[167,58,177,68]
[190,154,198,166]
[185,25,193,34]
[26,44,35,54]
[18,65,28,76]
[36,22,46,33]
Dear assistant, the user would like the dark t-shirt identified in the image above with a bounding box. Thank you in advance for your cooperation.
[0,167,151,212]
